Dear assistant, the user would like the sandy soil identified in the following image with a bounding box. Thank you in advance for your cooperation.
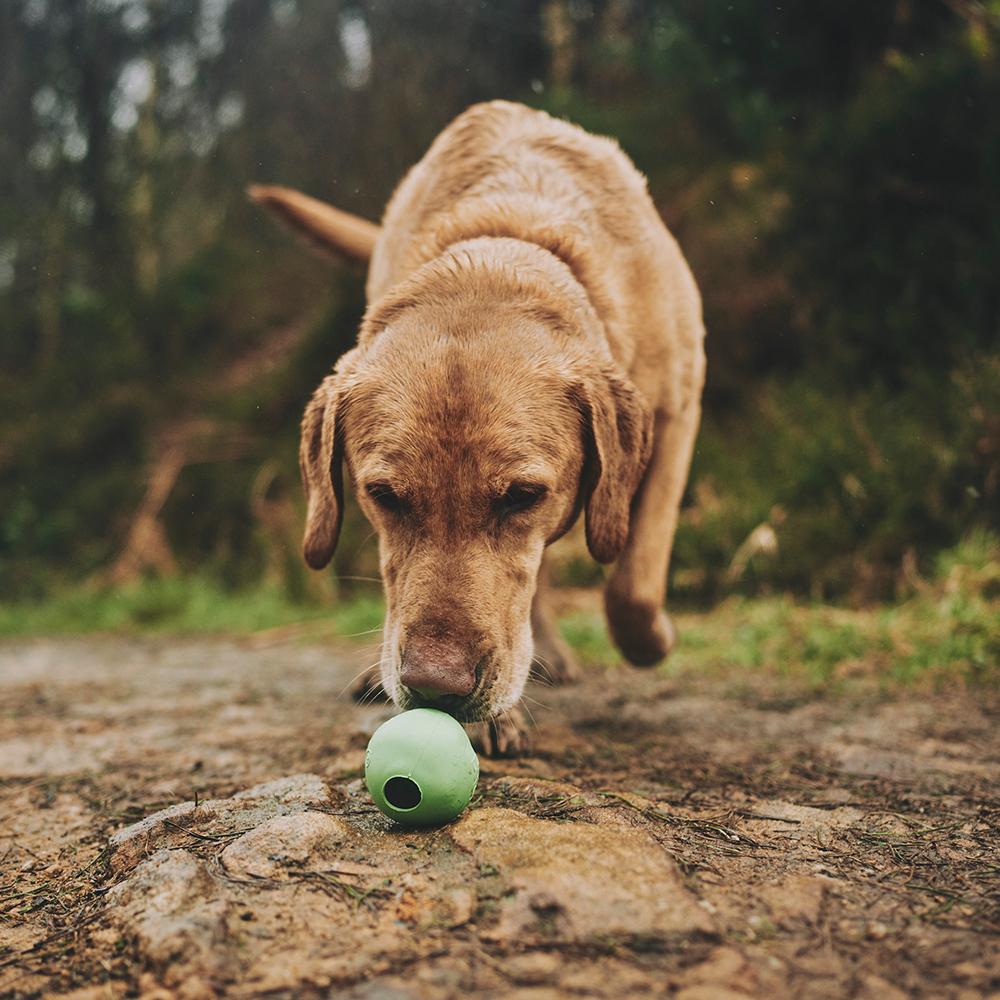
[1,627,998,1000]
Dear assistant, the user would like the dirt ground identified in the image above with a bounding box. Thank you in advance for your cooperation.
[1,618,999,1000]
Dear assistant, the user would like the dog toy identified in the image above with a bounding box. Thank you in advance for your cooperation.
[364,708,479,825]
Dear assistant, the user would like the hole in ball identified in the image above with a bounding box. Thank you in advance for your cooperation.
[383,776,422,810]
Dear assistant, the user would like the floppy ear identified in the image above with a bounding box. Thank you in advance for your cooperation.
[577,370,654,564]
[299,375,347,570]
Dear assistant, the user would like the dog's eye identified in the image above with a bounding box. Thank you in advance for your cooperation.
[367,484,403,513]
[498,484,546,516]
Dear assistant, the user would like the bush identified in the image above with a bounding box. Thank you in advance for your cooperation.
[672,354,1000,604]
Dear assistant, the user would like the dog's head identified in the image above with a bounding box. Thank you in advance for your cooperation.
[300,247,652,721]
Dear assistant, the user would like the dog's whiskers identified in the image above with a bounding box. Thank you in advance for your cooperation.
[339,658,385,702]
[339,626,384,639]
[356,687,384,709]
[514,698,537,729]
[518,692,551,713]
[528,655,559,689]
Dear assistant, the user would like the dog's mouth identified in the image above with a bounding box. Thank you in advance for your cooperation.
[396,684,495,723]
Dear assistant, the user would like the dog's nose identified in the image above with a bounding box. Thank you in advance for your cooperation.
[400,636,477,697]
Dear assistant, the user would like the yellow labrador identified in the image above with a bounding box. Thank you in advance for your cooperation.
[251,101,705,754]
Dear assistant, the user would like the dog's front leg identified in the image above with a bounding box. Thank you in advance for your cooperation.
[529,552,581,686]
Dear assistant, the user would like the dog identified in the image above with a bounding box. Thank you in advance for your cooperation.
[251,101,705,754]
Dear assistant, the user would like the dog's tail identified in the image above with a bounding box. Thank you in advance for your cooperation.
[248,184,380,265]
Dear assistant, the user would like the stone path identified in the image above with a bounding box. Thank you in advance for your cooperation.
[1,634,998,998]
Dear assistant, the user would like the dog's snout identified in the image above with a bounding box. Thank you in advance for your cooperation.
[400,636,477,697]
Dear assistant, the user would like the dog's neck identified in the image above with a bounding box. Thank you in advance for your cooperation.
[424,198,620,332]
[360,234,613,364]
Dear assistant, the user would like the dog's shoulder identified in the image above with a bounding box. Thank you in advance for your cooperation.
[370,102,655,299]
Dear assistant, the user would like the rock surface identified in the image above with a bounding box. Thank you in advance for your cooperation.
[108,773,341,874]
[1,633,998,999]
[95,777,717,992]
[451,807,714,944]
[105,849,234,985]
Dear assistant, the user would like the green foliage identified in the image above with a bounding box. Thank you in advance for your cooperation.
[777,41,1000,384]
[0,234,362,599]
[670,351,1000,603]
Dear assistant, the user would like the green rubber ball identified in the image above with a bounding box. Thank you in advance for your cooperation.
[365,709,480,826]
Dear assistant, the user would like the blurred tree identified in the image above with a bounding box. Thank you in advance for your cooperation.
[779,13,1000,385]
[0,0,549,596]
[0,0,996,602]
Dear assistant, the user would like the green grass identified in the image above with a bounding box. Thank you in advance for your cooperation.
[679,587,998,695]
[561,531,1000,696]
[670,598,872,687]
[0,575,385,641]
[557,611,622,666]
[1,533,997,697]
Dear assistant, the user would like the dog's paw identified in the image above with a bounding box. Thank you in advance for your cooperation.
[605,596,677,667]
[349,664,389,704]
[467,709,531,758]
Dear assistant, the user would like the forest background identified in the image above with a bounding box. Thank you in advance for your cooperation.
[1,0,998,650]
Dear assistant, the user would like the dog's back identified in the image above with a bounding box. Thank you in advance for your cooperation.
[368,101,702,414]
